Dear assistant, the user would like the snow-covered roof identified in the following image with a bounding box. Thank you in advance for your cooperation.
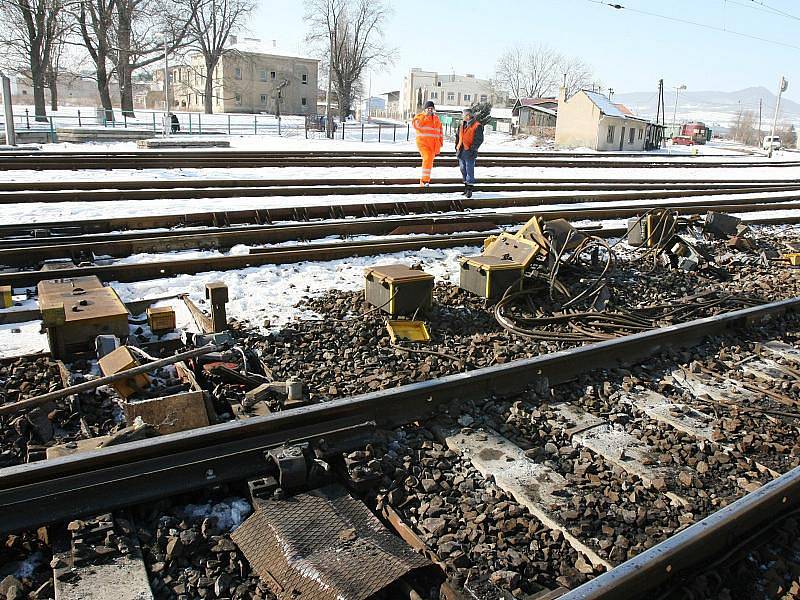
[583,90,628,117]
[491,108,513,119]
[517,97,558,107]
[227,39,317,62]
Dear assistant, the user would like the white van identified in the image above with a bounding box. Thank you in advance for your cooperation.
[762,135,782,150]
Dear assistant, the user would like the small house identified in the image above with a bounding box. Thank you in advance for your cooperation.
[512,97,558,134]
[555,88,662,151]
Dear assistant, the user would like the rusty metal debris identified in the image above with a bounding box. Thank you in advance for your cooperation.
[231,484,432,600]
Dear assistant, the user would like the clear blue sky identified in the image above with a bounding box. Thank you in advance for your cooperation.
[250,0,800,102]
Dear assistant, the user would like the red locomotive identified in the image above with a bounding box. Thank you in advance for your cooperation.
[678,121,709,145]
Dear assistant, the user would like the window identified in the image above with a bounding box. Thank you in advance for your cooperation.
[301,97,307,106]
[234,67,242,80]
[270,71,276,80]
[480,94,487,102]
[629,128,635,144]
[302,73,308,84]
[606,126,615,143]
[430,91,438,99]
[463,94,471,102]
[235,93,242,105]
[447,92,455,102]
[638,128,644,140]
[436,81,442,87]
[260,94,268,104]
[259,70,268,82]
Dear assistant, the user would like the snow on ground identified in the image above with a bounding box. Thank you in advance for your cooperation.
[178,498,252,532]
[3,187,800,225]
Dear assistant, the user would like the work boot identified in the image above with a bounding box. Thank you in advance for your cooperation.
[465,185,473,198]
[461,183,468,196]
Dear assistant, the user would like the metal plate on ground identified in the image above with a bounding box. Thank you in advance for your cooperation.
[231,484,431,600]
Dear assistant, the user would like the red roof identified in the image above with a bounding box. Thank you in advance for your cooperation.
[518,97,558,107]
[613,103,635,116]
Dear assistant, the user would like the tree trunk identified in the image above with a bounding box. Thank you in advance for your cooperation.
[116,3,134,117]
[30,60,48,122]
[47,70,58,111]
[338,80,352,120]
[119,65,134,116]
[204,60,215,114]
[96,64,114,122]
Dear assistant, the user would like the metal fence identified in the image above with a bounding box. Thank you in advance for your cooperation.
[0,108,420,143]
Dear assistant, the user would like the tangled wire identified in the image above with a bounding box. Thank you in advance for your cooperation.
[492,216,764,342]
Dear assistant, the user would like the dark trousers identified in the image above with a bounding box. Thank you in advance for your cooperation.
[458,154,476,184]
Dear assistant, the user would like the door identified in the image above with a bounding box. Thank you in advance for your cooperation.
[619,127,625,151]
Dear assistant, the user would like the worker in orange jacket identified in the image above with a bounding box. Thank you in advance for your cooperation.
[412,100,443,187]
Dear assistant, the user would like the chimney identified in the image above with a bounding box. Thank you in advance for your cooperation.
[559,86,567,103]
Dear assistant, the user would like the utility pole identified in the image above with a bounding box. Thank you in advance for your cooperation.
[0,71,15,146]
[758,97,762,142]
[769,76,789,158]
[672,84,687,135]
[163,33,170,134]
[275,79,289,136]
[325,37,333,139]
[367,71,372,122]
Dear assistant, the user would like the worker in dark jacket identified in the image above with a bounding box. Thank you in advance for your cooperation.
[455,108,484,198]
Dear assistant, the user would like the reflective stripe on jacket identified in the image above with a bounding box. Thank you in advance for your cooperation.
[412,112,443,154]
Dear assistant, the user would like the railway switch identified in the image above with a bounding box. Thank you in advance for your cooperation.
[364,264,434,316]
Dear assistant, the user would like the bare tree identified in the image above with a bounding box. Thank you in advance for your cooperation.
[495,44,594,101]
[188,0,254,114]
[112,0,196,116]
[559,56,593,98]
[495,44,560,100]
[304,0,393,120]
[74,0,117,119]
[0,0,67,120]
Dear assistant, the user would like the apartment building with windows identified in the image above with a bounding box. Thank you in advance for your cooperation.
[168,37,318,114]
[399,69,505,118]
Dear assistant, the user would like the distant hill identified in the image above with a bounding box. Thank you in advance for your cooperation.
[613,86,800,129]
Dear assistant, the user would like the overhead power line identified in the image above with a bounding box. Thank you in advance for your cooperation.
[584,0,800,51]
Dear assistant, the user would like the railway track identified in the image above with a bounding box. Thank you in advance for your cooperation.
[1,150,798,170]
[2,180,799,204]
[0,196,799,270]
[0,298,799,600]
[2,176,794,193]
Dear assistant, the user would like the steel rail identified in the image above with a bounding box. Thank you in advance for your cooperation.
[1,177,795,193]
[2,182,798,204]
[2,156,799,170]
[1,212,799,287]
[2,198,800,265]
[560,463,800,599]
[1,186,799,245]
[0,296,795,533]
[0,149,753,159]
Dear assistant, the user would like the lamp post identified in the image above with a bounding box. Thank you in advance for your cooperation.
[163,32,171,135]
[0,71,15,146]
[672,84,687,136]
[768,76,788,158]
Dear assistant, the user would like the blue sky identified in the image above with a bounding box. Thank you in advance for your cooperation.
[251,0,800,102]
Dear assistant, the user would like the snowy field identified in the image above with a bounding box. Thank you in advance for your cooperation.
[0,135,799,357]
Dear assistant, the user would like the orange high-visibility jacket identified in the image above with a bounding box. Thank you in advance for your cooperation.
[412,112,443,155]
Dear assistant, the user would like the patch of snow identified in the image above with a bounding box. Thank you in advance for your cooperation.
[179,497,252,532]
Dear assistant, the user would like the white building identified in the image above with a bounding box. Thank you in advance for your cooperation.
[399,69,506,119]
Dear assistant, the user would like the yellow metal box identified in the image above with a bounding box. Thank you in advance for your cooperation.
[459,256,524,299]
[364,264,434,316]
[0,286,11,309]
[98,345,150,399]
[147,306,176,333]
